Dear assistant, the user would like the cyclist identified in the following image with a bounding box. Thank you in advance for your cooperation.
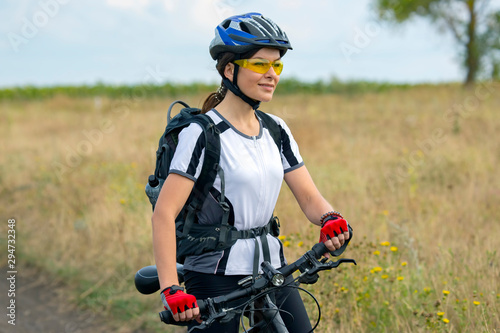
[151,12,351,332]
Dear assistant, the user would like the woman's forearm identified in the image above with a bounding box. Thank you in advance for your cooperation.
[152,213,180,290]
[151,173,195,291]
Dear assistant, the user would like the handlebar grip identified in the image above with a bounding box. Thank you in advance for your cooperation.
[159,310,190,326]
[159,300,206,326]
[311,242,328,259]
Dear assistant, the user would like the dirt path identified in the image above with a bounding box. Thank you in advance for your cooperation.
[0,266,112,333]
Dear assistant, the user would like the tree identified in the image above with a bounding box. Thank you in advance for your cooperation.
[484,10,500,79]
[374,0,500,85]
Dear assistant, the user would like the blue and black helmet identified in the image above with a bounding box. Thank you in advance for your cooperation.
[209,12,292,60]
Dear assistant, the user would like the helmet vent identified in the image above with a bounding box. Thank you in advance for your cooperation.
[222,20,231,29]
[239,22,251,34]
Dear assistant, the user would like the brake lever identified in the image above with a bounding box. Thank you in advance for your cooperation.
[329,258,357,268]
[186,298,226,332]
[298,257,357,284]
[189,311,226,332]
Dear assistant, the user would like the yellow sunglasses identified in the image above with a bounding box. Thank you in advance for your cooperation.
[233,58,284,75]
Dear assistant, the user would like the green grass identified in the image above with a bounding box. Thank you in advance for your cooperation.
[1,83,499,332]
[0,79,440,101]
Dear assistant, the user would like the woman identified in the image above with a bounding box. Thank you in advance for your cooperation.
[151,12,351,332]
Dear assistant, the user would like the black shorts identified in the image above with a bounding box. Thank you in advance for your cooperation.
[184,270,313,333]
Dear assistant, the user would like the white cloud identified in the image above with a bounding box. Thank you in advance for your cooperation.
[163,0,177,12]
[106,0,151,10]
[211,0,245,22]
[104,0,182,14]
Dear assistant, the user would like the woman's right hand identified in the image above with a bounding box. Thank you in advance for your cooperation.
[161,285,200,322]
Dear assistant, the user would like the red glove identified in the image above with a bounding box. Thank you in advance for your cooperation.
[319,217,349,244]
[161,285,198,315]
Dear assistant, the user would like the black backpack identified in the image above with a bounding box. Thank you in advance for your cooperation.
[146,100,282,263]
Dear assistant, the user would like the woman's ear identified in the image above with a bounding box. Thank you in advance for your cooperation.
[224,63,235,83]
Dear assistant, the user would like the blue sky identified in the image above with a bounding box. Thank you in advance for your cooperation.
[1,0,499,88]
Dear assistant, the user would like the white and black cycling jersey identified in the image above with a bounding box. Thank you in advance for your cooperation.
[169,108,304,275]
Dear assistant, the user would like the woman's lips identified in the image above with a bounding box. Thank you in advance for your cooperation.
[259,83,275,91]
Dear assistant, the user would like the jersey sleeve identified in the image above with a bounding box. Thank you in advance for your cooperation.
[169,123,206,181]
[268,114,304,173]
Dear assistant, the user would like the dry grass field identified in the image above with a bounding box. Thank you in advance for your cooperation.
[1,83,499,332]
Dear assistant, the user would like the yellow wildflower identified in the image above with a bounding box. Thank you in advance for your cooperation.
[297,241,304,247]
[283,241,290,247]
[278,235,286,241]
[401,261,407,266]
[443,290,450,296]
[373,250,380,256]
[120,199,126,204]
[382,210,389,216]
[372,266,383,273]
[381,274,389,279]
[397,276,404,281]
[443,318,450,324]
[380,241,390,246]
[437,312,444,316]
[390,246,398,252]
[473,301,480,305]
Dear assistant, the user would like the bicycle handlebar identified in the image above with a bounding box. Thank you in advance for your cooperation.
[158,242,356,327]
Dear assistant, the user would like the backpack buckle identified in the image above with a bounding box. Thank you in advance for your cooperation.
[270,216,280,237]
[219,201,229,213]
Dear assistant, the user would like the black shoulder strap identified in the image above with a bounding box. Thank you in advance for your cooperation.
[190,114,220,205]
[180,113,221,236]
[256,110,281,152]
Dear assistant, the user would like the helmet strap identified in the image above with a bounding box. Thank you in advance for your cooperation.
[222,55,261,110]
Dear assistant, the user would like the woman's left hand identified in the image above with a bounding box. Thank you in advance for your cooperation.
[319,218,350,255]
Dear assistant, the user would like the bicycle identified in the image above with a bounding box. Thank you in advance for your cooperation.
[135,242,356,332]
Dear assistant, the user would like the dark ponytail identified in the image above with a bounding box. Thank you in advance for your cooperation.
[202,53,234,113]
[201,80,228,113]
[201,49,260,113]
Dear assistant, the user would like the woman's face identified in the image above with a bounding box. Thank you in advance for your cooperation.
[226,48,282,103]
